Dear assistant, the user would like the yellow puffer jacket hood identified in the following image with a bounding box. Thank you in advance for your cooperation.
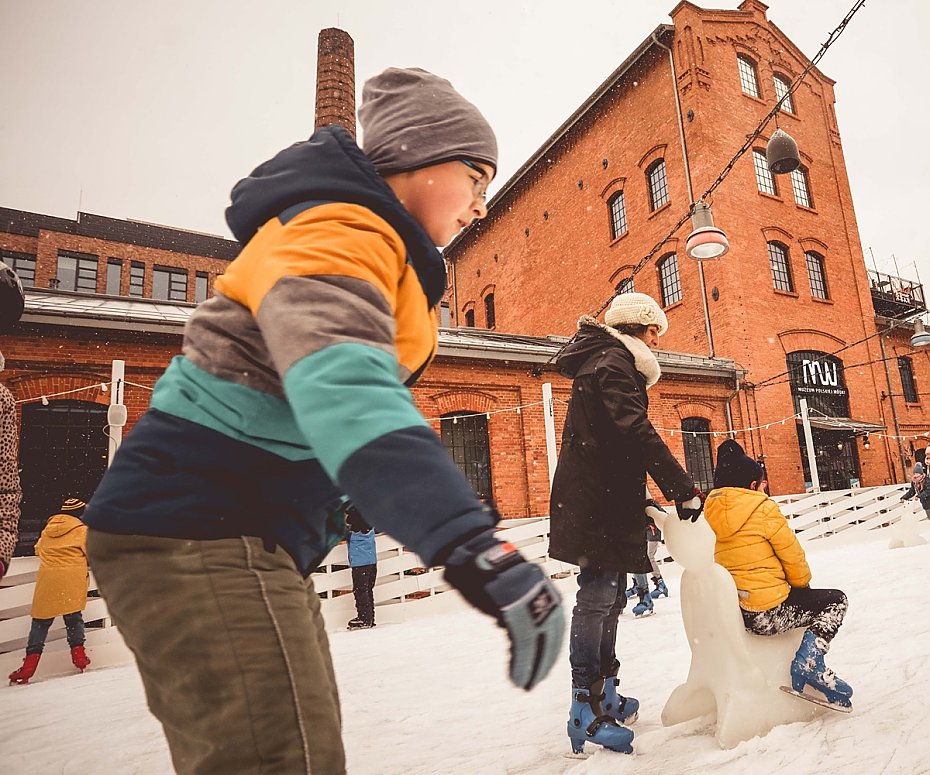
[31,513,89,619]
[704,487,811,611]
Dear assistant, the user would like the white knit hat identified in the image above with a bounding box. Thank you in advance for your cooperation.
[604,292,668,335]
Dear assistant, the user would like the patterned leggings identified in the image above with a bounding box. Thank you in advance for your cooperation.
[741,587,847,644]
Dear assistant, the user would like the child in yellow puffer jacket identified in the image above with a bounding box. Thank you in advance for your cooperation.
[8,498,91,685]
[704,439,853,710]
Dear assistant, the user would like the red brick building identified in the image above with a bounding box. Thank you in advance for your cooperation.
[445,0,930,494]
[0,207,740,551]
[4,5,929,553]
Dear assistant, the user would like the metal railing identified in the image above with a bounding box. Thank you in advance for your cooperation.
[0,483,918,654]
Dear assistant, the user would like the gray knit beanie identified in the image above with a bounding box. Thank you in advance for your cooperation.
[359,67,497,176]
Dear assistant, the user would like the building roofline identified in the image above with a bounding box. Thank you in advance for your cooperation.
[0,207,240,260]
[19,289,743,379]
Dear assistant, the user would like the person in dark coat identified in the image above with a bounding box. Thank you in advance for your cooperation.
[900,462,930,519]
[549,292,704,755]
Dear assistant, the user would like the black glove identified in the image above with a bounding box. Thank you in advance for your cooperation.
[443,529,564,691]
[675,488,705,522]
[644,499,667,522]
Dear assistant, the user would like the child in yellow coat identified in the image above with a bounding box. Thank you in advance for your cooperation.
[8,498,91,684]
[704,440,852,710]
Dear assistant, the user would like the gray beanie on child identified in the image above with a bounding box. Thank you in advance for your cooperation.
[359,67,498,176]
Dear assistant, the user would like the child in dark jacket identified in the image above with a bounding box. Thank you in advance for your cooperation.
[83,68,563,774]
[704,439,852,710]
[346,506,377,629]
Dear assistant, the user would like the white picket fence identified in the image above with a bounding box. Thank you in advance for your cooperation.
[0,483,917,655]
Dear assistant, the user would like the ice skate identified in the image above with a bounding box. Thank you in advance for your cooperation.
[649,577,669,599]
[347,617,375,630]
[785,631,853,711]
[71,645,91,671]
[9,653,41,685]
[632,594,654,618]
[602,661,639,724]
[567,680,634,755]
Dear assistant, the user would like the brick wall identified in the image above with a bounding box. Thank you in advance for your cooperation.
[444,1,904,493]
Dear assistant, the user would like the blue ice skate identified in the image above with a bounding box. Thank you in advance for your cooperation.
[650,577,669,599]
[632,593,654,617]
[567,681,634,755]
[789,631,853,710]
[602,661,639,724]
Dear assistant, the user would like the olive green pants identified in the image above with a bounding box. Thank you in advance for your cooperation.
[88,530,344,774]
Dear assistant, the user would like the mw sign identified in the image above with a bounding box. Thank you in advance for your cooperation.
[794,358,848,397]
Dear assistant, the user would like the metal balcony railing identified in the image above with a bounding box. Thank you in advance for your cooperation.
[868,269,926,319]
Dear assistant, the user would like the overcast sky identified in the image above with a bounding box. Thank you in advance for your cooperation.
[1,0,928,283]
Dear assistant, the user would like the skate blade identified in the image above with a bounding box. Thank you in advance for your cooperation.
[779,685,852,713]
[633,610,655,618]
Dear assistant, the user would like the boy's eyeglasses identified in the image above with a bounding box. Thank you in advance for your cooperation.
[460,159,490,204]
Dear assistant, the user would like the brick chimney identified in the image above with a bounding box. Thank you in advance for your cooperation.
[315,28,356,138]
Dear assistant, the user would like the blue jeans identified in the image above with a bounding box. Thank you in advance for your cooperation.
[632,573,649,594]
[26,612,85,655]
[569,568,627,687]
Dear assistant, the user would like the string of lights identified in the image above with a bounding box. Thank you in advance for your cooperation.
[423,400,545,423]
[14,380,112,406]
[653,412,802,437]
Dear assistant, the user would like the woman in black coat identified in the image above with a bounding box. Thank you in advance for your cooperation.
[549,292,703,755]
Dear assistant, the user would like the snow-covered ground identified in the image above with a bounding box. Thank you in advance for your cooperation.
[3,525,929,774]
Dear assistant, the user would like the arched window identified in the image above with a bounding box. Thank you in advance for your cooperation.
[658,253,682,307]
[615,277,635,295]
[464,308,475,327]
[681,418,714,493]
[737,54,760,97]
[805,251,829,300]
[646,160,669,211]
[753,149,778,196]
[440,411,493,501]
[767,241,794,292]
[898,356,918,403]
[773,74,794,113]
[484,293,496,329]
[607,191,628,239]
[790,166,813,208]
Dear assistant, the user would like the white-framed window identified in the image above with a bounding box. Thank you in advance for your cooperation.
[790,166,813,208]
[646,160,669,211]
[737,55,761,97]
[608,191,628,239]
[753,150,778,195]
[615,277,635,295]
[767,242,794,292]
[805,251,829,300]
[773,74,794,113]
[658,253,682,306]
